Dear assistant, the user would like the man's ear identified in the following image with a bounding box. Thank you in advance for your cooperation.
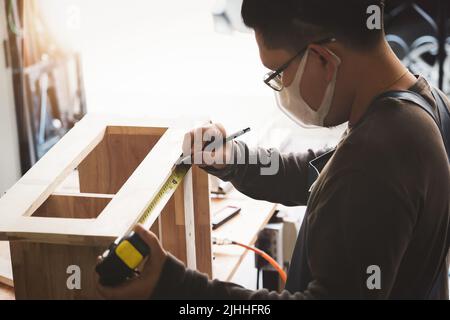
[308,44,339,83]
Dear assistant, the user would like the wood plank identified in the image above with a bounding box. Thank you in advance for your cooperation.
[150,217,161,239]
[10,241,103,299]
[1,216,114,246]
[182,169,196,270]
[33,194,113,219]
[78,127,163,194]
[0,283,14,300]
[0,242,13,287]
[0,115,212,299]
[0,117,200,244]
[106,126,167,136]
[54,170,80,194]
[92,127,193,240]
[159,190,187,264]
[192,167,212,277]
[0,114,107,225]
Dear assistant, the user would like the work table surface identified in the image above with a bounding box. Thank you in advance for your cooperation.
[211,190,277,282]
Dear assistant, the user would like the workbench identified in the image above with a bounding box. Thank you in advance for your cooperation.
[211,190,278,282]
[0,189,277,299]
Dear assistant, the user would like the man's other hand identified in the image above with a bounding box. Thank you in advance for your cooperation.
[96,224,168,300]
[182,122,234,170]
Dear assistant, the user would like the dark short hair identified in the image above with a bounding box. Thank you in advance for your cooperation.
[242,0,386,51]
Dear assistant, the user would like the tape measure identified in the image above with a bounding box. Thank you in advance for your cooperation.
[96,164,191,287]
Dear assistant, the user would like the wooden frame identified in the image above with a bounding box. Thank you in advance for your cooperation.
[0,114,212,299]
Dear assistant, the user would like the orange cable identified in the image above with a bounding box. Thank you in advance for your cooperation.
[231,241,287,284]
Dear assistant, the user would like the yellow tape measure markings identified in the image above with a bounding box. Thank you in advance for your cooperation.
[137,165,190,226]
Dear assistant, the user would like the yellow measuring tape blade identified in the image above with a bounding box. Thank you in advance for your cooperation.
[137,164,190,226]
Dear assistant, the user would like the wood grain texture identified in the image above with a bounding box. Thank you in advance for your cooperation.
[0,115,195,244]
[192,167,212,278]
[0,283,14,300]
[150,217,161,239]
[78,127,164,194]
[159,189,187,265]
[10,241,104,300]
[0,242,13,287]
[0,115,212,299]
[33,194,113,219]
[91,126,197,241]
[181,169,196,269]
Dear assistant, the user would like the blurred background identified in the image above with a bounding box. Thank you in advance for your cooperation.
[0,0,448,191]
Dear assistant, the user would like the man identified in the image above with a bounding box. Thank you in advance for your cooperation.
[97,0,450,299]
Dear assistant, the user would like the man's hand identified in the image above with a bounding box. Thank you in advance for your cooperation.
[96,224,168,300]
[182,122,234,170]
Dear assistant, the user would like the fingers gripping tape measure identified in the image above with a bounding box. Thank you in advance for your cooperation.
[95,164,191,286]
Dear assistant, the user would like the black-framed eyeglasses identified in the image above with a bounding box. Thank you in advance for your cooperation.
[263,37,336,92]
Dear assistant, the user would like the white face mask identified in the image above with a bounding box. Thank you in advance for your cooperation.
[275,48,341,128]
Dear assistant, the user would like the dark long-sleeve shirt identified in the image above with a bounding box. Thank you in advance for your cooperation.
[152,77,450,300]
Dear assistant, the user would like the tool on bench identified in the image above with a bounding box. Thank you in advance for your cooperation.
[96,127,251,286]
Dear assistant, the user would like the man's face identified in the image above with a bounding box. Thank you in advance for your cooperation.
[255,31,346,126]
